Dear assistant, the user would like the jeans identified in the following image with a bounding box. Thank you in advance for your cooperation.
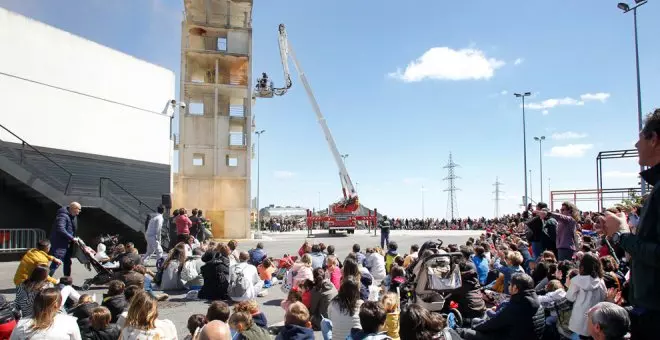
[381,230,390,249]
[557,248,575,262]
[531,241,543,259]
[321,318,332,340]
[49,244,73,277]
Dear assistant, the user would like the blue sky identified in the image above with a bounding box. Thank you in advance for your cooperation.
[3,0,658,218]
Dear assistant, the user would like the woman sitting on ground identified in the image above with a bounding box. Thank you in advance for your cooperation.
[15,265,53,318]
[160,243,187,290]
[119,291,177,340]
[10,288,81,340]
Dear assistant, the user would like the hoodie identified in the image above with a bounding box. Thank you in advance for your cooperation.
[13,248,58,286]
[364,253,386,281]
[384,251,399,274]
[309,280,338,330]
[566,275,606,336]
[101,294,128,323]
[453,264,487,319]
[275,324,315,340]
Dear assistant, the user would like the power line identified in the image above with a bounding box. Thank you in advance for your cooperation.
[493,177,504,218]
[443,152,460,220]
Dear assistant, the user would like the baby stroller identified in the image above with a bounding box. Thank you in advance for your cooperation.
[73,238,114,290]
[403,248,464,325]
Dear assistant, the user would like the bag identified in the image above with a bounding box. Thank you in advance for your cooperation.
[229,265,250,298]
[554,297,573,337]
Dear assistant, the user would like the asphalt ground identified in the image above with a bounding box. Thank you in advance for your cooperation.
[0,229,483,339]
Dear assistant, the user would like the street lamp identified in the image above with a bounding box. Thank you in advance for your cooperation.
[341,154,349,165]
[255,129,266,237]
[514,92,532,206]
[534,136,546,203]
[529,169,533,204]
[618,0,648,195]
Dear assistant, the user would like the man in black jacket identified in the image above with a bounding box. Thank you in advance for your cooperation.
[457,273,544,340]
[606,108,660,340]
[525,203,557,259]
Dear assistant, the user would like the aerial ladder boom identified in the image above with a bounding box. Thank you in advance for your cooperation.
[255,24,357,203]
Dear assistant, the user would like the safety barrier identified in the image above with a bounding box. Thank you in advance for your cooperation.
[0,229,47,253]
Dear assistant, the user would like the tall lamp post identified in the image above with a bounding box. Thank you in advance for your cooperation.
[618,0,648,195]
[514,92,532,206]
[255,129,266,237]
[529,169,533,204]
[534,136,546,203]
[341,154,349,165]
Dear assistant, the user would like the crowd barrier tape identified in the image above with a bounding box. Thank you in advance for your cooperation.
[0,229,46,253]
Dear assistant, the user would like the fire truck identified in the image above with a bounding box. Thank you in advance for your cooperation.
[254,24,377,234]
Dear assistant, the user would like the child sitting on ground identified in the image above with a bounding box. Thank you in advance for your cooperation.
[380,292,400,340]
[228,311,271,339]
[57,276,81,311]
[87,306,121,340]
[234,300,268,329]
[281,289,303,312]
[257,258,277,288]
[348,301,391,340]
[101,280,127,323]
[385,242,400,274]
[275,302,315,340]
[115,284,143,327]
[184,314,207,340]
[301,279,314,309]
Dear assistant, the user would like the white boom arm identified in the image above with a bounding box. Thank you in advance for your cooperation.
[257,24,356,199]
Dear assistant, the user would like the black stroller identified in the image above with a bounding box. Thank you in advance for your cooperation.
[403,240,464,325]
[73,238,114,290]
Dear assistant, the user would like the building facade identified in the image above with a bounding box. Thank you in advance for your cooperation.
[174,0,253,239]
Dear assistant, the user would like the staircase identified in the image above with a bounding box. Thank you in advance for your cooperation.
[0,123,155,234]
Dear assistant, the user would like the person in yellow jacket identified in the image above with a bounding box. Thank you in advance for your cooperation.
[380,292,400,340]
[13,239,60,286]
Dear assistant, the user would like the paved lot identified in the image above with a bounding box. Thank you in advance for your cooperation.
[0,229,482,339]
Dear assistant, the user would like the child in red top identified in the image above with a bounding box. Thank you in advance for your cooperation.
[301,280,314,309]
[325,255,342,290]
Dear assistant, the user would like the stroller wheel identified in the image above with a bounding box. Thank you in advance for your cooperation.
[81,282,91,291]
[447,308,462,328]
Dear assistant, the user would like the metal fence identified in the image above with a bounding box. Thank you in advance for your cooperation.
[0,229,47,253]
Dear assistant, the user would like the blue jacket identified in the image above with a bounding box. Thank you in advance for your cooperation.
[472,255,490,285]
[492,260,524,295]
[275,324,315,340]
[49,207,76,253]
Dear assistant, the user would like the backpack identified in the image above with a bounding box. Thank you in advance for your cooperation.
[229,265,250,298]
[553,297,573,337]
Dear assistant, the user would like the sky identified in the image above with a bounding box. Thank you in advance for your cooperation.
[2,0,658,219]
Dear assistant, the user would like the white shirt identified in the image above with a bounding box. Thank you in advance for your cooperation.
[60,285,80,308]
[146,214,164,238]
[10,313,81,340]
[120,319,178,340]
[229,262,262,301]
[328,299,363,340]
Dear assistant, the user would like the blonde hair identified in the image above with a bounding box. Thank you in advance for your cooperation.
[380,292,399,313]
[77,294,93,305]
[124,291,159,331]
[506,251,524,266]
[546,280,563,293]
[91,306,112,330]
[300,254,312,267]
[31,288,61,331]
[285,302,310,326]
[326,255,337,267]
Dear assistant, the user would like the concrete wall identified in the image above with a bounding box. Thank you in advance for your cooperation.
[0,8,175,166]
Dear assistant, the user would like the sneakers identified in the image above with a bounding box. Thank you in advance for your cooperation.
[257,290,268,297]
[156,293,169,301]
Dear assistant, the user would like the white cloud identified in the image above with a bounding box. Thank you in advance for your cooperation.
[501,90,508,95]
[526,97,584,110]
[551,131,588,140]
[525,92,610,111]
[547,144,593,158]
[603,171,638,179]
[388,47,505,82]
[580,92,610,102]
[274,170,295,179]
[542,110,549,116]
[514,58,524,65]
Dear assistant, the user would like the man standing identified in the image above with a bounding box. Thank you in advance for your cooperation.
[143,205,165,262]
[49,202,81,276]
[605,108,660,340]
[380,219,391,249]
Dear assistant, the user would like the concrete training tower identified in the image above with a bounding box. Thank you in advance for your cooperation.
[493,177,504,218]
[174,0,254,238]
[443,152,460,220]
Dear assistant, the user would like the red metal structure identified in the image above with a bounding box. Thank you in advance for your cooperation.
[306,209,378,235]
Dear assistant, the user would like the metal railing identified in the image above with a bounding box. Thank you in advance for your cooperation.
[0,123,154,228]
[0,123,73,194]
[99,177,156,222]
[0,229,47,253]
